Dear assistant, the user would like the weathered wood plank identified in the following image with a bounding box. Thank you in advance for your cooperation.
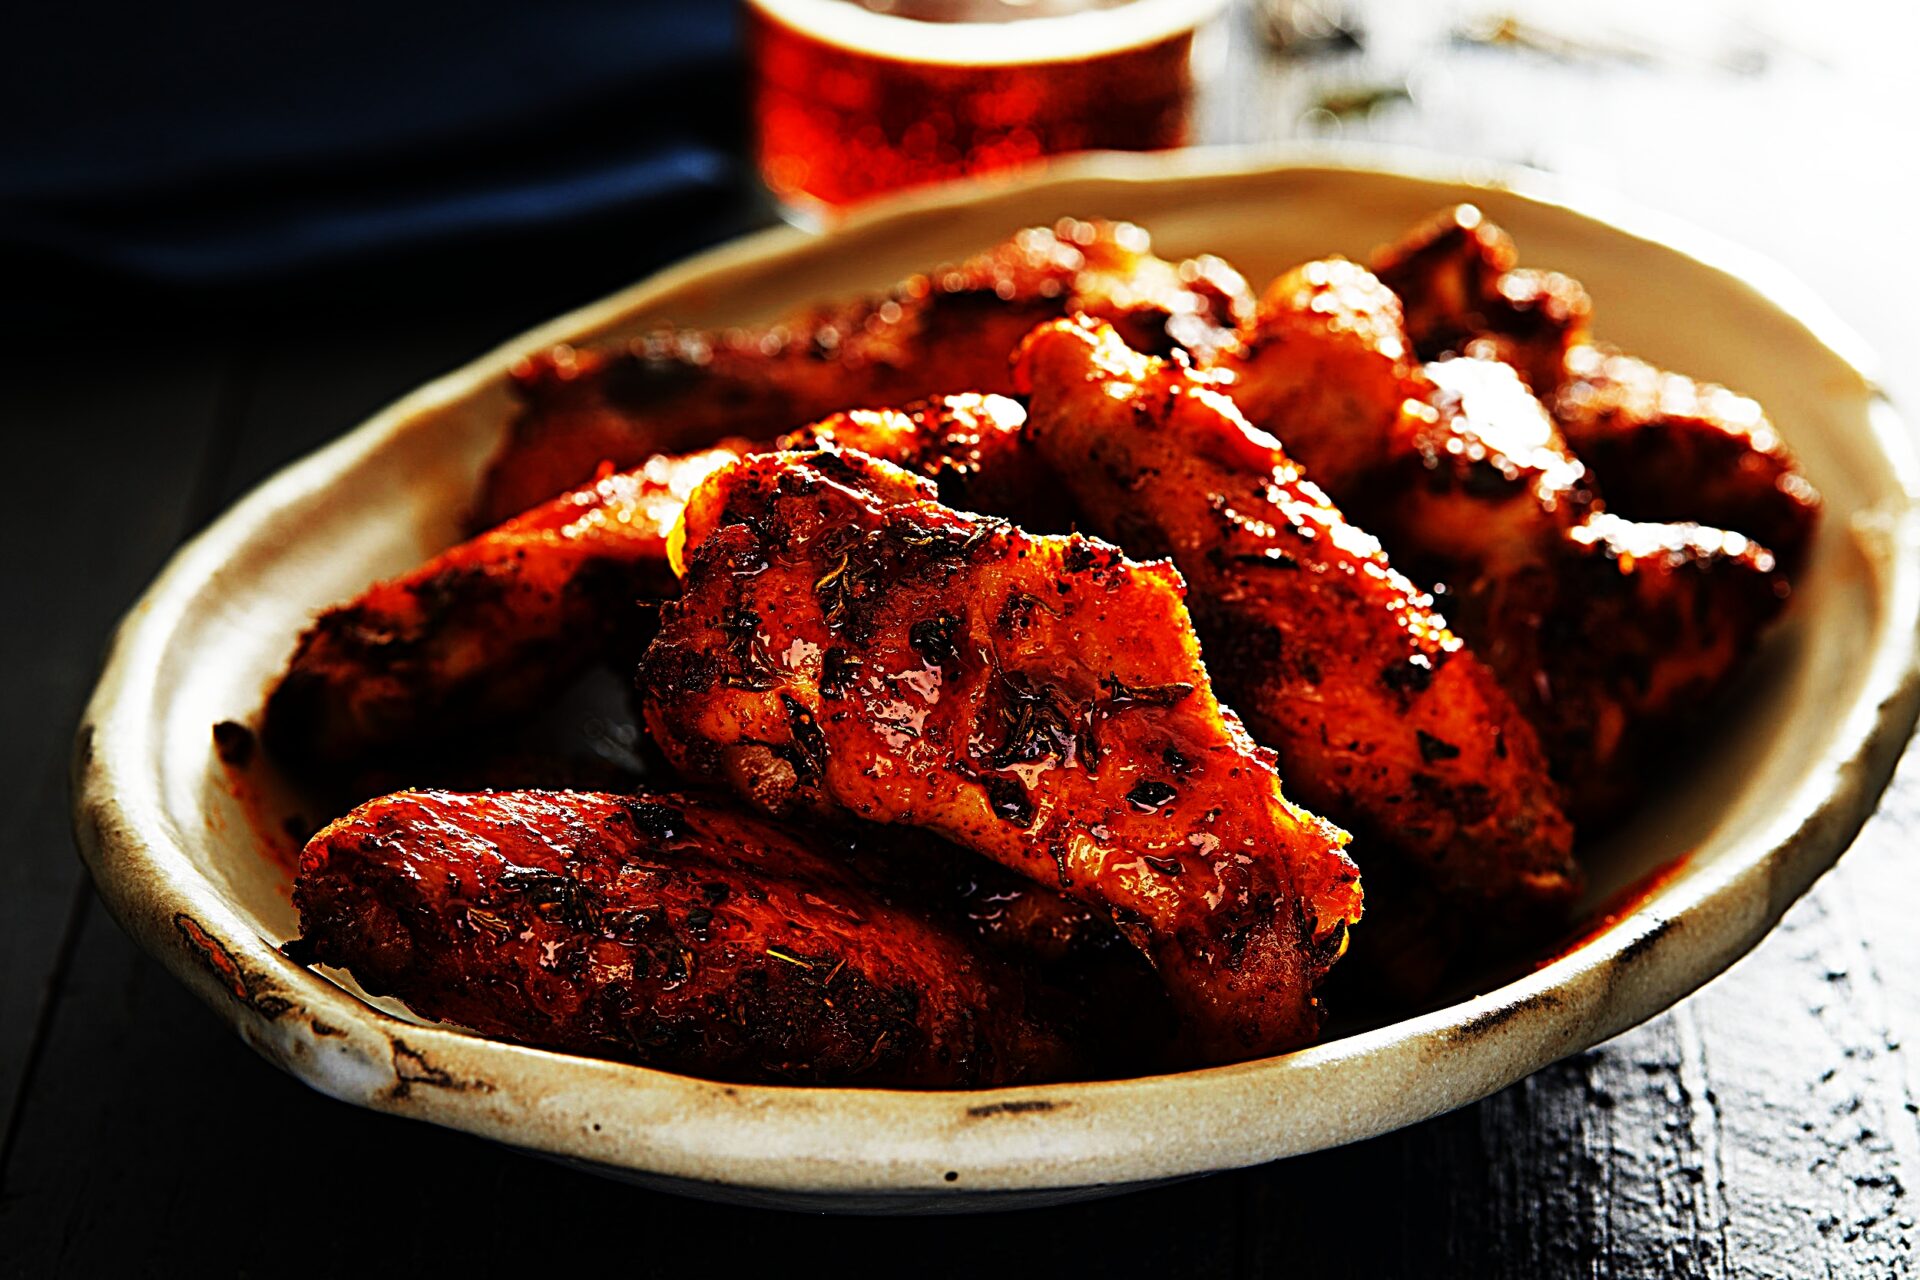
[0,896,1241,1277]
[1233,1011,1733,1277]
[1689,874,1920,1277]
[0,342,233,1157]
[1228,788,1920,1280]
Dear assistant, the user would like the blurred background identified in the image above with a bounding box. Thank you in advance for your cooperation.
[4,0,1911,370]
[4,2,1918,1274]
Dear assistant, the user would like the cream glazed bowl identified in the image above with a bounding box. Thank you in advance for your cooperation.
[73,150,1920,1213]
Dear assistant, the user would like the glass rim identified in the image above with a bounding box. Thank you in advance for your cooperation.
[745,0,1230,67]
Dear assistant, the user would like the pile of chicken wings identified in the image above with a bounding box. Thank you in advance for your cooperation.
[262,208,1817,1087]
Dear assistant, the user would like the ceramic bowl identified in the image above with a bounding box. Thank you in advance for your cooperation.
[72,150,1920,1214]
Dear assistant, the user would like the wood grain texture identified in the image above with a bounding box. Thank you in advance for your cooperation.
[4,2,1918,1272]
[0,344,234,1158]
[0,902,1242,1277]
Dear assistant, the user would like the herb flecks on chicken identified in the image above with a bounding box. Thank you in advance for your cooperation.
[779,392,1066,531]
[1018,316,1579,916]
[1216,254,1790,814]
[248,207,1817,1086]
[640,449,1361,1063]
[475,219,1253,526]
[265,444,744,772]
[267,396,1063,778]
[1371,203,1819,569]
[292,788,1077,1087]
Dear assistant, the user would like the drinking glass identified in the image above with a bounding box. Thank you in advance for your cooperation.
[745,0,1230,216]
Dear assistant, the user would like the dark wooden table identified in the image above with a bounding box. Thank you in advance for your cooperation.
[4,4,1915,1274]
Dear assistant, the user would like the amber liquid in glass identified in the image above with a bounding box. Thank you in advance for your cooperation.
[746,0,1213,212]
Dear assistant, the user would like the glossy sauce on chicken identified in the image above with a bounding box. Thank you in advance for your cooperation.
[1372,204,1819,570]
[641,449,1361,1062]
[293,788,1075,1087]
[1215,253,1793,816]
[476,220,1252,525]
[266,444,745,772]
[247,205,1820,1084]
[1018,316,1579,914]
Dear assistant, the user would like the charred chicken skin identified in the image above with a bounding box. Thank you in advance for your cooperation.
[1381,360,1788,810]
[245,208,1817,1085]
[1533,517,1788,813]
[1553,345,1821,570]
[265,395,1060,776]
[476,219,1252,526]
[264,444,744,772]
[1017,317,1579,914]
[1370,202,1593,399]
[640,448,1361,1063]
[778,392,1064,532]
[293,788,1078,1087]
[1215,259,1789,812]
[1371,204,1819,566]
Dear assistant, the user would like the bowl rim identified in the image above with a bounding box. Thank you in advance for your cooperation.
[71,145,1920,1201]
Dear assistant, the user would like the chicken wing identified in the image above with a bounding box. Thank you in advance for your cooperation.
[1216,264,1788,814]
[1554,344,1821,570]
[640,449,1362,1062]
[838,817,1177,1071]
[1209,258,1423,496]
[267,393,1070,780]
[1345,356,1594,681]
[1369,203,1591,399]
[1382,357,1789,806]
[1371,205,1820,564]
[476,220,1252,526]
[292,788,1079,1086]
[264,444,744,773]
[1527,516,1788,814]
[778,392,1066,532]
[1017,317,1578,915]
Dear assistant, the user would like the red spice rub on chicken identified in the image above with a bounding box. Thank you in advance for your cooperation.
[292,788,1075,1086]
[1216,256,1790,816]
[1017,316,1578,915]
[640,448,1361,1063]
[265,445,745,772]
[475,219,1252,526]
[1370,204,1819,568]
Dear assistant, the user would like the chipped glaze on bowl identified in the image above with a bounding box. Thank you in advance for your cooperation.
[72,150,1920,1213]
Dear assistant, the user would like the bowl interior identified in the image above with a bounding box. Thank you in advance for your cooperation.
[82,156,1920,1202]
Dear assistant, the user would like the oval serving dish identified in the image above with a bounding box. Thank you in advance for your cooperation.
[73,150,1920,1214]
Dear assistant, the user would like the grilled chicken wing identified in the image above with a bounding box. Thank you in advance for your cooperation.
[1371,205,1820,564]
[1369,203,1592,399]
[476,220,1252,526]
[1017,317,1578,914]
[1217,259,1787,814]
[640,449,1361,1062]
[1210,258,1423,496]
[778,392,1066,532]
[839,816,1177,1071]
[1532,517,1788,811]
[1553,345,1821,569]
[1348,356,1594,676]
[293,788,1083,1086]
[1385,378,1787,802]
[264,445,744,772]
[267,396,1062,777]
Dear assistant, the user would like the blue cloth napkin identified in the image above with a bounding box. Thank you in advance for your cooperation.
[0,1,749,295]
